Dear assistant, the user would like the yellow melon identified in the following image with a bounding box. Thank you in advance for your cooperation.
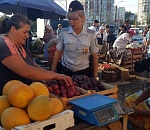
[51,98,64,116]
[27,95,53,121]
[124,94,139,108]
[3,80,23,95]
[1,107,31,130]
[30,82,49,97]
[0,95,11,121]
[8,84,34,108]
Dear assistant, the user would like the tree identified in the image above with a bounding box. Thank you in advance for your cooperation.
[125,11,137,26]
[125,11,132,20]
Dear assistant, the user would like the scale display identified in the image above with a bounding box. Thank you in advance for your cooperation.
[94,107,119,125]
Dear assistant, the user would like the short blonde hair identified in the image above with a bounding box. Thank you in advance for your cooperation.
[66,10,86,24]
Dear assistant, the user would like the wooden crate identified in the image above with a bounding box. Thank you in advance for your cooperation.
[129,116,150,130]
[49,86,91,110]
[122,50,143,71]
[96,82,118,99]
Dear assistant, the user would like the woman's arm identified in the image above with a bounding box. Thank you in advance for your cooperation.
[33,62,42,69]
[2,55,72,85]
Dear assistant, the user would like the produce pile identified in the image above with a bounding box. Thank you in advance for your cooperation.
[45,80,82,98]
[0,80,64,130]
[72,75,106,92]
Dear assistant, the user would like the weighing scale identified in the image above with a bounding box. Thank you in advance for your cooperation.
[69,94,123,126]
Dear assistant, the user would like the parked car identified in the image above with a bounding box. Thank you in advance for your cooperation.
[130,28,143,35]
[132,35,143,45]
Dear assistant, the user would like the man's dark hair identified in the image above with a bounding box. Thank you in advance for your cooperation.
[105,24,109,29]
[94,20,99,23]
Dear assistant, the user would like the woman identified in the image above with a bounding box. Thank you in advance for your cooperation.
[41,25,55,58]
[113,30,135,49]
[56,24,62,38]
[0,14,72,95]
[52,0,99,77]
[96,26,107,52]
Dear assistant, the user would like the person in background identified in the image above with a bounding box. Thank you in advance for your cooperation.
[113,29,135,49]
[144,26,150,58]
[40,25,55,58]
[88,20,99,32]
[124,19,131,32]
[0,14,72,95]
[143,27,148,37]
[118,25,126,36]
[26,31,33,51]
[96,26,107,52]
[56,24,62,38]
[52,0,99,77]
[105,24,116,50]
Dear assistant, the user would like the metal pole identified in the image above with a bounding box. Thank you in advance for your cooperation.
[66,0,67,11]
[100,0,102,25]
[115,5,117,29]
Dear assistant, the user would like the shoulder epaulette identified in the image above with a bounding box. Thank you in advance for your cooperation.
[87,28,95,34]
[62,27,70,32]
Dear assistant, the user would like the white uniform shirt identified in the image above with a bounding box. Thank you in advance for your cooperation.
[96,31,107,41]
[56,25,99,72]
[88,25,97,32]
[113,33,132,48]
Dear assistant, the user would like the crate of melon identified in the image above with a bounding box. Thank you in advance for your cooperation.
[44,80,91,109]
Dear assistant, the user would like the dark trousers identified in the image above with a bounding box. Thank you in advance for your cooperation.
[57,64,90,77]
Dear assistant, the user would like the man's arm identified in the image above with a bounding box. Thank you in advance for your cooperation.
[92,53,98,77]
[134,87,150,105]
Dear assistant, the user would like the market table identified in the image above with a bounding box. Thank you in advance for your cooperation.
[67,105,133,130]
[68,75,150,130]
[107,75,150,102]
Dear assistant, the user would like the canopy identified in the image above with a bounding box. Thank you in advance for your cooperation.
[0,0,66,20]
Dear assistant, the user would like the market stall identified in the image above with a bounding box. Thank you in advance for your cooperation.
[1,71,150,130]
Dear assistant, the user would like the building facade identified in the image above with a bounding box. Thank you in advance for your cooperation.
[79,0,115,25]
[118,7,126,25]
[138,0,150,25]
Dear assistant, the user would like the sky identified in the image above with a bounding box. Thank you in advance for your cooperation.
[115,0,138,13]
[56,0,138,13]
[0,0,138,16]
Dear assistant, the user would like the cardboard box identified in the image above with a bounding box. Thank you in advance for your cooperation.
[8,110,74,130]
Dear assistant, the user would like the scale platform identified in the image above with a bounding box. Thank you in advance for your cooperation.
[69,94,120,126]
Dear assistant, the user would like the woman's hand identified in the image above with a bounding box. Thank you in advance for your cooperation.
[56,74,73,86]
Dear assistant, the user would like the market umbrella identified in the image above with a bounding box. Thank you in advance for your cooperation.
[0,0,66,20]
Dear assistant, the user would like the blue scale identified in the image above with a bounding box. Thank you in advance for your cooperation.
[69,94,120,126]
